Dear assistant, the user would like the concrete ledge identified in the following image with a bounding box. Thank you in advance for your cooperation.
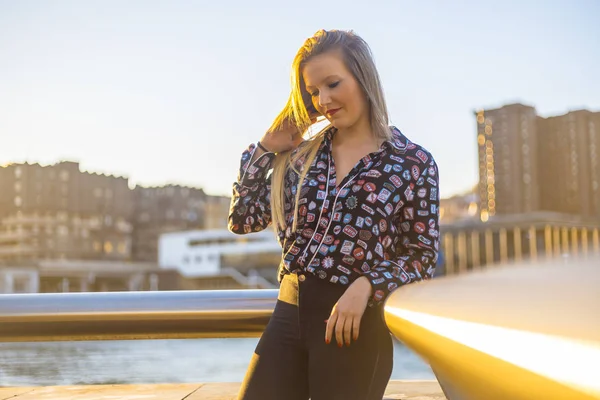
[0,380,445,399]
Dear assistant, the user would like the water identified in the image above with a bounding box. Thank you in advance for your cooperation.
[0,339,434,387]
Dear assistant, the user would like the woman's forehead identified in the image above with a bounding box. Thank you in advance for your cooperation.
[302,53,347,88]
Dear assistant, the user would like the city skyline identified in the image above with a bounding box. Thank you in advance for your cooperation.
[3,103,599,198]
[1,1,599,198]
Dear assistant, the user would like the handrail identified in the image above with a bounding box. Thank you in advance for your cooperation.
[383,254,600,400]
[1,256,598,399]
[0,289,277,341]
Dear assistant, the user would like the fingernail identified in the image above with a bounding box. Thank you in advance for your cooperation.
[325,339,330,344]
[346,342,350,347]
[324,319,328,323]
[337,342,343,348]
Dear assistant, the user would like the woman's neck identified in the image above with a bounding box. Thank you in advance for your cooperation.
[333,117,378,149]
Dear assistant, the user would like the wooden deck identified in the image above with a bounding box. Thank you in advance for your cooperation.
[0,380,445,399]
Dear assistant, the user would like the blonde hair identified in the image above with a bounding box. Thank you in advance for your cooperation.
[269,29,391,233]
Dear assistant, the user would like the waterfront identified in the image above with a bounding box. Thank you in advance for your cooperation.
[0,338,433,387]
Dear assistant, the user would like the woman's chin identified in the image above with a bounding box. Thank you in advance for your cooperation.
[328,117,349,129]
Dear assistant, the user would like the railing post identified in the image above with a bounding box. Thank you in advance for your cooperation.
[485,229,493,266]
[529,226,537,261]
[470,231,480,269]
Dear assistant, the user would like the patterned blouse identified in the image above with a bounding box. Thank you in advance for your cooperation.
[228,126,440,307]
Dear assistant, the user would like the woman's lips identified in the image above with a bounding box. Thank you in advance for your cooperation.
[327,108,341,117]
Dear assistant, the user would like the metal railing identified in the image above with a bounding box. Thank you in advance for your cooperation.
[385,254,600,400]
[0,255,599,399]
[0,289,277,341]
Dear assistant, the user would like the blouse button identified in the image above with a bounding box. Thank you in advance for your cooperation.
[298,274,306,282]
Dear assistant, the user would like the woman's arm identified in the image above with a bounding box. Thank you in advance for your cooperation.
[361,155,440,306]
[227,117,306,235]
[228,143,276,234]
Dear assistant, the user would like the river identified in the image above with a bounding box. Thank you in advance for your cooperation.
[0,338,434,387]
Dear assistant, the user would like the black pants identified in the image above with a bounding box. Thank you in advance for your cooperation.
[237,272,394,400]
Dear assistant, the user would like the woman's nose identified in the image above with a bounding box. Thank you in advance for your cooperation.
[318,91,331,108]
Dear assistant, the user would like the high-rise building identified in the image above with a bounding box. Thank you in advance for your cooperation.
[0,161,133,263]
[476,104,600,220]
[538,110,600,217]
[0,161,235,264]
[475,104,539,220]
[204,195,232,230]
[131,185,207,262]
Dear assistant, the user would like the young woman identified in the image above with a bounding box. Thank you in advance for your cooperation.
[228,29,440,400]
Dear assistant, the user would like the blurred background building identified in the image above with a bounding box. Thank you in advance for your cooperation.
[0,161,234,293]
[476,104,600,221]
[131,184,207,262]
[0,161,133,263]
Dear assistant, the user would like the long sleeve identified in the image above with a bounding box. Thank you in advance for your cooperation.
[362,156,440,306]
[228,143,277,235]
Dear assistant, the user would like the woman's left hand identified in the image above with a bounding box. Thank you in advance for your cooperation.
[325,276,372,347]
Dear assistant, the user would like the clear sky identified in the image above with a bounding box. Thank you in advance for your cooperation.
[1,0,599,198]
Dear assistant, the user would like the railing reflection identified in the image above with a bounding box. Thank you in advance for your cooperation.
[384,254,600,400]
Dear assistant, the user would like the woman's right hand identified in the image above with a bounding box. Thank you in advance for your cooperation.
[259,117,305,154]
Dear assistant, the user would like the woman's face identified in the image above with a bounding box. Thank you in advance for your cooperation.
[302,51,369,130]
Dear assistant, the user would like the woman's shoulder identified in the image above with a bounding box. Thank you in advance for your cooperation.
[387,126,436,166]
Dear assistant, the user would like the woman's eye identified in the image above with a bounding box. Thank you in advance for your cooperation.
[308,82,338,97]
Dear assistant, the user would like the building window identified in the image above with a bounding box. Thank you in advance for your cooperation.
[93,241,102,252]
[14,167,22,178]
[117,242,127,254]
[14,181,21,192]
[59,170,69,181]
[57,225,69,236]
[104,241,113,253]
[89,216,101,228]
[195,255,202,263]
[13,279,28,293]
[14,196,22,207]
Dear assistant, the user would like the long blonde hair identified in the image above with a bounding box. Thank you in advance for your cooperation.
[269,29,391,233]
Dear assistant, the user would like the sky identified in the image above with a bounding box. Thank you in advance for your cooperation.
[1,0,599,198]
